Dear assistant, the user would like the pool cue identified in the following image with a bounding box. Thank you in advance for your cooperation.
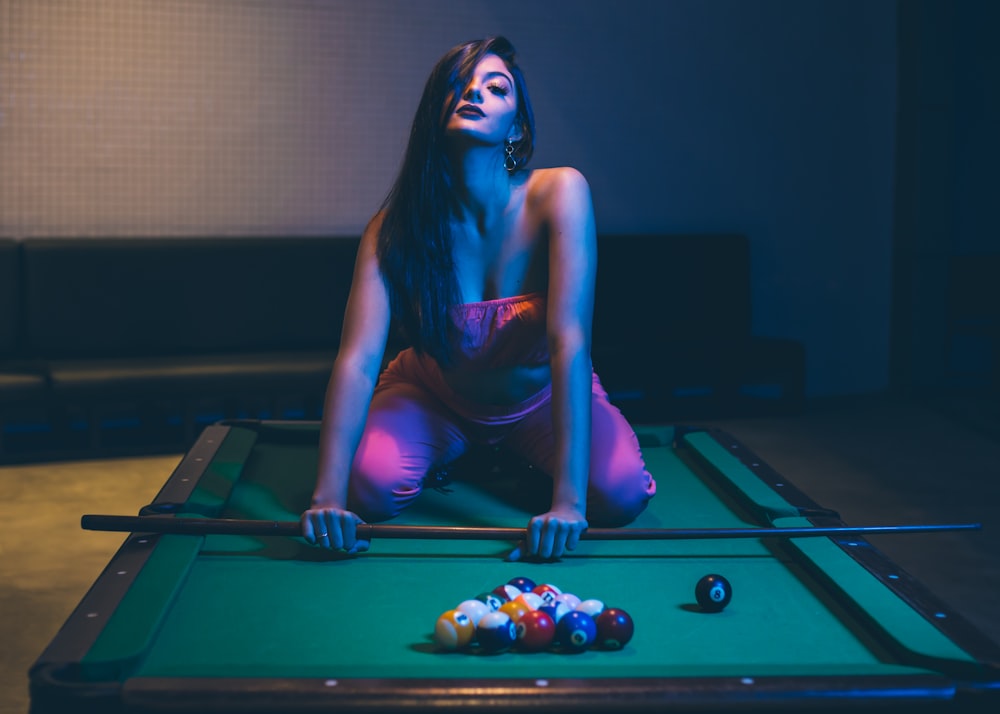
[80,514,982,541]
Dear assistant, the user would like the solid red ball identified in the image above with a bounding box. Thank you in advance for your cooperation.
[515,609,556,652]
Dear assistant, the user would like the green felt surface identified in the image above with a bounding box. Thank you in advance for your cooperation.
[79,423,977,681]
[132,549,930,680]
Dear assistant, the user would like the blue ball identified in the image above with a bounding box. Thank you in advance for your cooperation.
[507,576,537,593]
[556,610,597,652]
[539,601,571,625]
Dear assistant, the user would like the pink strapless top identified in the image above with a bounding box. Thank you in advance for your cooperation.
[379,292,551,422]
[446,292,549,370]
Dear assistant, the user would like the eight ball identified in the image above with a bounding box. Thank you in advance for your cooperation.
[695,574,732,612]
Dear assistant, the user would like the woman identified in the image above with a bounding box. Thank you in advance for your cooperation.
[301,36,655,560]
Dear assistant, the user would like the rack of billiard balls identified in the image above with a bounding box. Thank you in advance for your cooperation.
[433,576,635,654]
[434,572,732,654]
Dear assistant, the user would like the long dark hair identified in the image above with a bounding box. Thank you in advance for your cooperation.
[376,36,536,366]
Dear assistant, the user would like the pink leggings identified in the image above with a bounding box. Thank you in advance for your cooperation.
[347,358,656,527]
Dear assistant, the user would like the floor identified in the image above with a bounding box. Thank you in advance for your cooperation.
[2,393,999,714]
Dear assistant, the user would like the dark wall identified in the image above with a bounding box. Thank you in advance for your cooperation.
[892,0,1000,396]
[0,0,900,398]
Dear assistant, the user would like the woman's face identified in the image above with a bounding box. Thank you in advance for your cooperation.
[445,53,521,145]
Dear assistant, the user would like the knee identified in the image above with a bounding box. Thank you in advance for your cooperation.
[348,478,407,523]
[587,465,657,528]
[585,386,657,527]
[348,439,423,522]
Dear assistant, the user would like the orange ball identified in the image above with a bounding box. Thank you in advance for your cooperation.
[514,592,544,610]
[499,599,531,624]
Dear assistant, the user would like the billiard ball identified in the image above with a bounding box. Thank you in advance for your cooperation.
[434,609,475,650]
[499,599,531,625]
[515,609,556,651]
[575,598,605,618]
[477,611,517,653]
[695,574,732,612]
[514,591,544,610]
[492,583,522,602]
[595,608,634,650]
[554,592,581,610]
[507,576,536,592]
[556,610,597,652]
[539,600,572,625]
[474,592,504,612]
[456,599,490,627]
[531,583,562,604]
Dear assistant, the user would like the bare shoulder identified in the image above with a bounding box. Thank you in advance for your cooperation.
[525,166,590,202]
[361,210,385,241]
[522,168,593,229]
[357,210,386,256]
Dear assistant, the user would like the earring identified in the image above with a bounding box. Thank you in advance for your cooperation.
[504,139,518,172]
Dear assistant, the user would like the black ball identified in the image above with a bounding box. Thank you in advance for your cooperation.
[695,574,732,612]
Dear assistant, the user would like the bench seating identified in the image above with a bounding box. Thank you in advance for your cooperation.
[592,234,804,422]
[0,234,804,462]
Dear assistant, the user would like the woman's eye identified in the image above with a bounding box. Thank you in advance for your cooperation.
[487,82,510,96]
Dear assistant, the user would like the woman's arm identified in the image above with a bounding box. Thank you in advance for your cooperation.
[302,214,391,552]
[525,167,597,559]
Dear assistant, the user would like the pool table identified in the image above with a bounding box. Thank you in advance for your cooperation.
[31,420,1000,712]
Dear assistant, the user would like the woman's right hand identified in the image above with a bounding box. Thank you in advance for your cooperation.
[301,506,370,554]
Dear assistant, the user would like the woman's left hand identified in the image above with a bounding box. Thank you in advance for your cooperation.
[507,507,588,561]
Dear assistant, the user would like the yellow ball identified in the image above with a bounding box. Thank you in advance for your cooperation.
[434,609,475,650]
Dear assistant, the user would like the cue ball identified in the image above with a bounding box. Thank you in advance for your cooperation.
[595,608,634,650]
[434,609,475,650]
[477,611,517,653]
[695,574,732,612]
[556,610,597,652]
